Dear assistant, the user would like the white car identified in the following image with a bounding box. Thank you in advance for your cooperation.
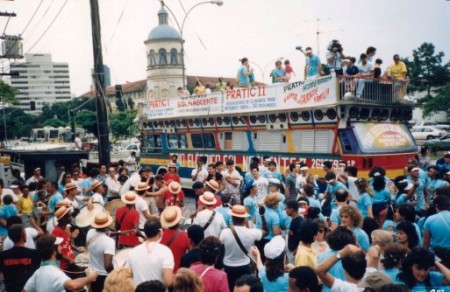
[411,126,447,140]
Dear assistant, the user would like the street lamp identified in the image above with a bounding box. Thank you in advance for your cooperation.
[249,57,284,84]
[161,0,223,90]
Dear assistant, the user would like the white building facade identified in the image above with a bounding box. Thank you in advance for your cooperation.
[9,54,71,113]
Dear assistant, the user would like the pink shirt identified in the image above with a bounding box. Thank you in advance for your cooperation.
[190,264,229,292]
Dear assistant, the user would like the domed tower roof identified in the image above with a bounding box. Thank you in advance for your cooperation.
[147,6,181,41]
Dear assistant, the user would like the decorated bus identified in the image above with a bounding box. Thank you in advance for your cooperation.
[136,75,417,190]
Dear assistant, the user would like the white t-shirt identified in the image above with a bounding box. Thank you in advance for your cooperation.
[119,172,141,195]
[126,156,137,173]
[135,196,149,229]
[193,209,226,237]
[3,227,38,250]
[295,175,307,192]
[91,193,104,206]
[191,168,208,183]
[220,226,262,266]
[330,278,362,292]
[86,229,116,276]
[24,265,70,292]
[347,176,359,202]
[357,62,373,76]
[222,169,242,195]
[75,136,82,149]
[1,188,18,203]
[253,177,269,204]
[72,178,85,193]
[105,176,121,198]
[126,242,174,285]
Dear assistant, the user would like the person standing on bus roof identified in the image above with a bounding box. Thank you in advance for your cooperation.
[270,60,288,83]
[237,58,253,88]
[303,47,323,80]
[192,159,208,184]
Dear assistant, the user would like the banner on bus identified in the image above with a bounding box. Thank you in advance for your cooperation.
[143,75,337,119]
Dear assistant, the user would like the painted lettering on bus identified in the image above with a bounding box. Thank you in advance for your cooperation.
[226,86,266,100]
[282,81,305,93]
[177,97,218,108]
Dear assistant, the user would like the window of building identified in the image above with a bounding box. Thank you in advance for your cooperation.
[149,50,157,66]
[170,49,178,65]
[158,49,167,65]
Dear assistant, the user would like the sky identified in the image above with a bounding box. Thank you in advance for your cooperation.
[1,0,450,96]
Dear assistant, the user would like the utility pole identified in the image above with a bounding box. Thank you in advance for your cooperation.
[89,0,110,167]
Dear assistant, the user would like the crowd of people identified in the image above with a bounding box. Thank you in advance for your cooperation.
[0,147,450,291]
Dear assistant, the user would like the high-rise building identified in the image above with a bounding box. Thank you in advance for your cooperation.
[9,54,71,113]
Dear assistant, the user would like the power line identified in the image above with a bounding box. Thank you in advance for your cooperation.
[20,0,45,36]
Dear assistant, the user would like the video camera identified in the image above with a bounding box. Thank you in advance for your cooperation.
[329,40,343,53]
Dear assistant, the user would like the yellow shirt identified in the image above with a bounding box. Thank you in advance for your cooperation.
[17,196,34,215]
[294,242,317,268]
[387,61,407,80]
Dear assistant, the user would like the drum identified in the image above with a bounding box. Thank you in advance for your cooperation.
[105,200,125,230]
[113,248,132,269]
[74,252,89,269]
[75,203,104,228]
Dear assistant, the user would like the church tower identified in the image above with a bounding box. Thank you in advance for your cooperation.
[144,4,184,99]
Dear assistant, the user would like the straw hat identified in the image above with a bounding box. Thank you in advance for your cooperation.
[55,206,71,221]
[91,180,102,190]
[168,181,182,194]
[264,193,281,207]
[199,191,217,206]
[229,205,248,218]
[160,206,182,229]
[205,180,219,192]
[135,182,150,192]
[121,191,137,205]
[56,200,71,209]
[64,182,78,192]
[168,163,178,169]
[91,211,113,229]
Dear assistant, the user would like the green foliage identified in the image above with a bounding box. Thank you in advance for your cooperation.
[0,80,18,105]
[127,96,134,110]
[423,84,450,117]
[42,118,66,128]
[75,110,98,136]
[0,107,38,139]
[110,110,137,139]
[404,42,450,97]
[115,97,126,112]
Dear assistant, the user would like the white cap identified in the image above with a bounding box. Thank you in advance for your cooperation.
[300,166,308,171]
[264,235,286,259]
[373,172,381,177]
[10,184,19,189]
[268,178,281,186]
[411,167,420,172]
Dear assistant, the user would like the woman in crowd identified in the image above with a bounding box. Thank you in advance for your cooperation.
[251,235,292,292]
[372,174,392,227]
[356,178,373,218]
[103,268,136,292]
[190,236,229,292]
[380,243,409,283]
[311,219,330,258]
[174,268,203,292]
[339,205,370,251]
[396,220,419,250]
[394,178,413,204]
[397,247,450,289]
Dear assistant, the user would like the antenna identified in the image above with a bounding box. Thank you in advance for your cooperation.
[300,17,343,55]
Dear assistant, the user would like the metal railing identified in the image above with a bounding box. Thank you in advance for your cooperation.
[338,77,407,103]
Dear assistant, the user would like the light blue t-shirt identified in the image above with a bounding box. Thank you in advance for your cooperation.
[81,178,95,197]
[317,250,346,292]
[263,171,283,182]
[407,176,427,211]
[353,227,370,251]
[330,206,342,226]
[215,206,231,227]
[382,219,396,231]
[394,192,410,205]
[423,210,450,249]
[306,55,321,77]
[243,195,258,221]
[373,189,391,204]
[256,207,280,240]
[238,65,250,86]
[272,68,286,83]
[48,192,64,219]
[326,182,348,208]
[308,197,322,211]
[382,268,400,283]
[0,205,18,236]
[404,271,447,291]
[357,193,372,218]
[258,267,289,292]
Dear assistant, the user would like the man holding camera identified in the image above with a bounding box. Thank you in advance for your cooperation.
[326,40,346,76]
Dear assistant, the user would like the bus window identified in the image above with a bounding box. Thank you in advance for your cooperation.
[191,133,215,149]
[146,134,162,153]
[49,130,59,139]
[167,134,187,149]
[224,132,232,150]
[253,131,282,152]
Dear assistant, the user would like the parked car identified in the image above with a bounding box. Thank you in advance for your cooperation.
[423,133,450,153]
[411,126,447,141]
